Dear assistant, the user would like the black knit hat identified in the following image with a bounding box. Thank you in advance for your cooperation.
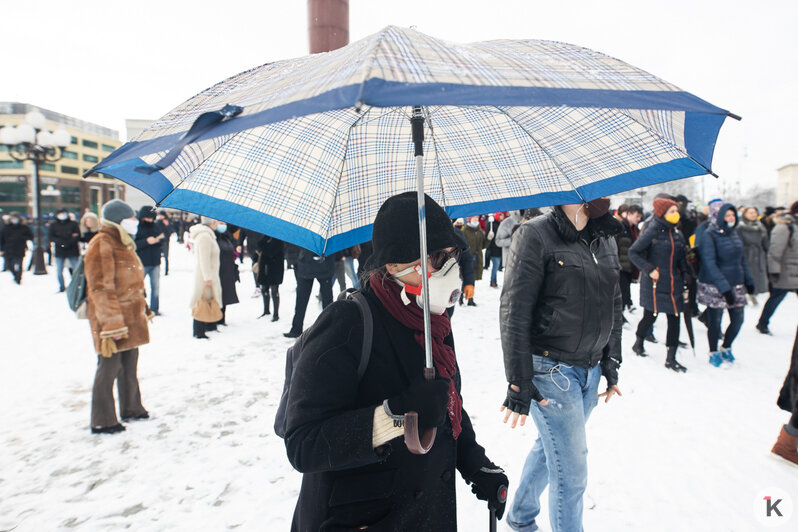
[138,205,157,220]
[367,192,460,269]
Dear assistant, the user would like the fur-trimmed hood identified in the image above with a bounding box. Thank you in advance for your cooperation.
[550,206,624,243]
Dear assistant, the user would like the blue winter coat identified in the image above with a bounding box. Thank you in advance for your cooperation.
[628,216,690,315]
[697,203,754,293]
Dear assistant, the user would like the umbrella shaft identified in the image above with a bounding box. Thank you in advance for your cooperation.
[415,153,434,371]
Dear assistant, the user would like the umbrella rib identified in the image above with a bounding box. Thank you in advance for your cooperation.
[424,107,448,209]
[321,108,370,256]
[353,29,388,109]
[154,130,243,208]
[614,109,719,177]
[494,107,588,204]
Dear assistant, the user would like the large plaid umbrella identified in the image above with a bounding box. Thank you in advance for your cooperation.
[87,26,735,452]
[87,25,736,258]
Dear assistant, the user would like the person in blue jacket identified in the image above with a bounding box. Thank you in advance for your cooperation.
[628,198,692,372]
[696,201,755,367]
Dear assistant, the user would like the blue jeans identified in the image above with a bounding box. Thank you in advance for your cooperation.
[490,255,501,284]
[758,288,789,329]
[143,265,160,313]
[507,355,601,532]
[706,306,744,351]
[55,255,79,290]
[344,256,360,289]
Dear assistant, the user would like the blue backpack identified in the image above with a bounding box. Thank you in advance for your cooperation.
[274,289,373,439]
[66,256,88,319]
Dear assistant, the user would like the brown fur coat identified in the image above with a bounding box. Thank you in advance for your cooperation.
[85,223,150,354]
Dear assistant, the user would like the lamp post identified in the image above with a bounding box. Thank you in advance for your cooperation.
[0,111,71,274]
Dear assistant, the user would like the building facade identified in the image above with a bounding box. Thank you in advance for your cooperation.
[0,102,124,217]
[777,163,798,208]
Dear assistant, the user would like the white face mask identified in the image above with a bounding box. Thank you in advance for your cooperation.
[57,214,68,221]
[467,221,479,228]
[392,258,462,315]
[120,218,139,236]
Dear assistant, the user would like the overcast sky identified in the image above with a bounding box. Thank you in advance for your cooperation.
[4,0,796,198]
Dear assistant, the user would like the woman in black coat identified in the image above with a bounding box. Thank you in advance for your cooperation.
[628,198,692,372]
[284,192,507,531]
[214,223,239,326]
[256,235,284,321]
[772,325,798,466]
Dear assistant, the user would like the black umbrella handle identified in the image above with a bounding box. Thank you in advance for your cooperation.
[489,484,508,532]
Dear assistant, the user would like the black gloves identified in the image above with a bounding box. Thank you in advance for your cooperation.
[386,378,450,430]
[502,382,544,416]
[600,356,621,387]
[746,284,755,295]
[722,290,735,306]
[770,273,780,285]
[467,463,509,520]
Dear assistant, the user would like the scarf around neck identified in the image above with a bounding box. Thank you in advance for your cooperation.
[369,273,462,438]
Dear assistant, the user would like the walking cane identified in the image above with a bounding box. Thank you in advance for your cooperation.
[489,484,508,532]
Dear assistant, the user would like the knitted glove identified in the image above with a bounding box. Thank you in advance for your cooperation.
[467,462,509,520]
[100,333,128,358]
[386,378,450,430]
[502,382,544,416]
[463,285,475,299]
[722,290,735,306]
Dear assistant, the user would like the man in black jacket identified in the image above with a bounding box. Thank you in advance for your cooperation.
[135,206,163,315]
[156,210,173,276]
[50,208,81,292]
[500,200,623,532]
[284,248,336,338]
[0,213,33,284]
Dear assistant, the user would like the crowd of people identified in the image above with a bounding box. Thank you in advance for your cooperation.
[2,192,796,531]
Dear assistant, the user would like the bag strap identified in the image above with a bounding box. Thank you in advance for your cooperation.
[346,291,373,379]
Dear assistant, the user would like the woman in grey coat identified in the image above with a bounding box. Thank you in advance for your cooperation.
[737,207,769,297]
[757,205,798,335]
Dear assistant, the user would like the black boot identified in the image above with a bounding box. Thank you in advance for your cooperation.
[259,292,270,318]
[467,298,476,307]
[193,320,209,339]
[664,345,687,372]
[271,292,280,322]
[632,336,648,357]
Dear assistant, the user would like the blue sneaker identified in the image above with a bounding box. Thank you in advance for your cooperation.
[709,351,724,367]
[721,348,735,363]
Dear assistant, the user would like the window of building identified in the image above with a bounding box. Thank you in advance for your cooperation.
[108,188,117,200]
[81,139,98,149]
[40,163,56,172]
[0,182,27,202]
[61,186,80,204]
[101,144,116,152]
[61,165,79,175]
[71,136,78,145]
[0,160,24,169]
[82,154,99,163]
[61,150,77,159]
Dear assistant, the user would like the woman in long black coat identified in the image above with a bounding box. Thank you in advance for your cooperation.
[214,223,239,326]
[284,192,507,531]
[256,235,284,321]
[628,198,691,372]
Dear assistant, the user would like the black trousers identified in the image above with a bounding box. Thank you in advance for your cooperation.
[636,309,680,347]
[619,271,634,308]
[291,275,333,332]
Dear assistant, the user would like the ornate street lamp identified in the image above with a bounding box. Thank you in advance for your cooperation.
[0,111,71,274]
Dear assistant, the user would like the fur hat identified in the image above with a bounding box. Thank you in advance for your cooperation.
[367,192,460,269]
[653,197,678,218]
[101,199,135,224]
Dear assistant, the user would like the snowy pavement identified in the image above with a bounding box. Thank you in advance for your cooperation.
[1,242,796,531]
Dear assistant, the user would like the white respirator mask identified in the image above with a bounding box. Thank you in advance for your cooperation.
[120,218,139,236]
[392,257,462,315]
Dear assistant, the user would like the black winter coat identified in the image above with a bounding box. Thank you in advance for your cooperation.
[296,248,336,280]
[778,326,798,416]
[49,219,80,258]
[628,217,691,315]
[134,221,163,267]
[614,219,639,276]
[285,284,491,531]
[216,232,239,306]
[256,236,285,286]
[453,229,475,287]
[0,223,33,257]
[500,208,624,386]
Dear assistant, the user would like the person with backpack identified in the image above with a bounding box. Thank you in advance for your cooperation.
[696,200,755,367]
[628,198,692,372]
[756,202,798,335]
[85,200,152,434]
[0,212,33,284]
[282,192,507,531]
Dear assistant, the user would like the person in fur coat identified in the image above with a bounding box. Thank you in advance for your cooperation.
[189,217,222,339]
[85,200,151,434]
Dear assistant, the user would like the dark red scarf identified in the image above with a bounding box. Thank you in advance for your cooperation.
[370,273,462,438]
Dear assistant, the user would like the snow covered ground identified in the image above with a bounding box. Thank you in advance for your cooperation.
[1,240,796,531]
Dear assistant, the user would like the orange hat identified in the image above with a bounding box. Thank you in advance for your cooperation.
[653,198,678,218]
